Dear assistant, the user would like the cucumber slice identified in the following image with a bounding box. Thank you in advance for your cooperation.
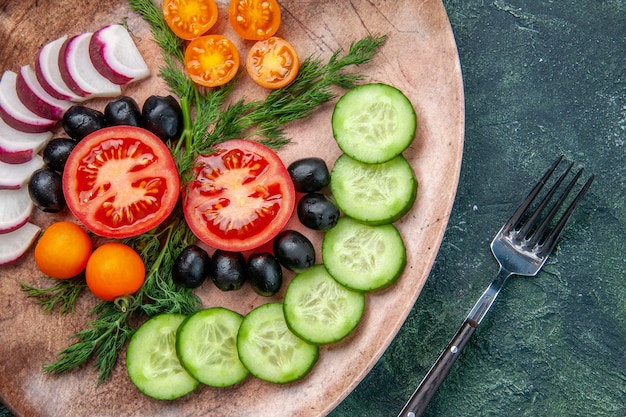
[323,216,407,291]
[126,313,199,400]
[330,153,417,225]
[284,264,365,344]
[176,307,249,387]
[332,83,416,163]
[237,303,319,384]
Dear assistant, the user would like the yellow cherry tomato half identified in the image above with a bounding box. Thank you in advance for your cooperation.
[228,0,281,41]
[185,34,240,87]
[246,37,299,89]
[163,0,219,40]
[34,221,92,279]
[85,243,145,301]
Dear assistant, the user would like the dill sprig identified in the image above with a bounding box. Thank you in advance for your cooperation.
[44,301,134,383]
[20,278,86,314]
[37,0,386,383]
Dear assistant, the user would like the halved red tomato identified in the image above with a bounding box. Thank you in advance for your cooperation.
[63,126,180,239]
[183,139,295,252]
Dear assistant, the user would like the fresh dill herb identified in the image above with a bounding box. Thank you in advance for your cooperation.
[39,0,386,383]
[44,301,134,383]
[20,278,86,314]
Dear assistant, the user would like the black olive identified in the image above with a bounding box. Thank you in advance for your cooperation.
[104,96,142,127]
[272,230,315,272]
[209,250,247,291]
[247,253,283,297]
[172,245,211,289]
[141,95,183,142]
[287,157,330,193]
[28,168,65,212]
[297,192,340,231]
[42,137,76,172]
[62,105,106,141]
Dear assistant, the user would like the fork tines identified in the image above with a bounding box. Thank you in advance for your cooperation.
[505,155,594,257]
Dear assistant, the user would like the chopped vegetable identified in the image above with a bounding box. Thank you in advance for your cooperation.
[0,154,44,189]
[246,37,299,89]
[89,24,150,85]
[228,0,281,40]
[331,83,417,164]
[16,64,71,120]
[183,139,296,252]
[237,303,318,384]
[0,118,51,164]
[0,222,40,265]
[330,153,417,225]
[58,33,122,99]
[322,216,407,291]
[0,187,33,234]
[163,0,219,40]
[176,307,249,387]
[126,313,199,399]
[0,71,56,133]
[62,126,180,238]
[284,264,365,344]
[184,34,240,87]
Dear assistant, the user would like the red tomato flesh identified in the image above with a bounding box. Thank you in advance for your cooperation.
[183,140,295,252]
[63,126,180,238]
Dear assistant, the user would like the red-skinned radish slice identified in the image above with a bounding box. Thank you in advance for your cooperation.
[0,118,51,164]
[35,36,85,102]
[0,154,44,189]
[59,33,122,99]
[0,71,56,133]
[0,187,33,234]
[89,24,150,85]
[16,65,72,120]
[0,222,40,265]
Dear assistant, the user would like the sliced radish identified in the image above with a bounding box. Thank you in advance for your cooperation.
[0,222,41,265]
[0,71,56,133]
[0,118,51,164]
[89,24,150,85]
[16,65,72,120]
[35,35,85,102]
[0,154,45,189]
[0,187,33,234]
[59,33,122,99]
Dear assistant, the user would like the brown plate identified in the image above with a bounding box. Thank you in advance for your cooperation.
[0,0,464,415]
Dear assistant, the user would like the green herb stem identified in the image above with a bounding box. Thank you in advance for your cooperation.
[21,278,86,314]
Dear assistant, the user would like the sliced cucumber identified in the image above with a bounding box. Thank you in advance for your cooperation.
[332,83,416,163]
[126,313,199,400]
[330,153,417,225]
[237,303,319,384]
[284,264,365,344]
[323,216,407,291]
[176,307,249,387]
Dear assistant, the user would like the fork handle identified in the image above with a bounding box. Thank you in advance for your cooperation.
[397,320,477,417]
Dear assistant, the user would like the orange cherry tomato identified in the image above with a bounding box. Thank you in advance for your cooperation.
[246,37,299,89]
[85,243,145,301]
[184,35,240,87]
[163,0,219,40]
[228,0,281,41]
[34,221,92,279]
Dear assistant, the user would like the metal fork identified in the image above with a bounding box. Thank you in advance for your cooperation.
[397,156,594,417]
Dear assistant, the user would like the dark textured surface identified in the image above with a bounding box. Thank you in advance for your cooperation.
[2,0,624,416]
[330,0,626,416]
